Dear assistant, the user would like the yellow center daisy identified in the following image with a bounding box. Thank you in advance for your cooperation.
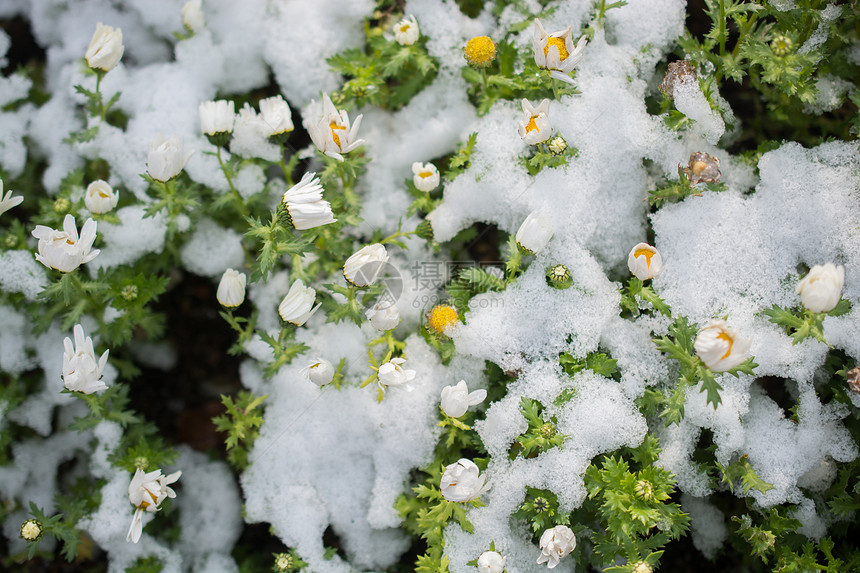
[427,304,459,334]
[544,37,569,62]
[464,36,496,68]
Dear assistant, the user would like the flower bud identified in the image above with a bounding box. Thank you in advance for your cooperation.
[20,519,42,542]
[796,263,844,313]
[182,0,205,34]
[366,302,401,331]
[659,60,696,98]
[548,136,568,156]
[378,357,416,391]
[693,320,751,372]
[518,99,552,145]
[84,180,119,214]
[477,550,506,573]
[412,162,440,192]
[681,152,721,185]
[63,324,110,394]
[278,279,320,326]
[415,219,434,241]
[546,264,572,289]
[85,23,124,72]
[301,358,335,386]
[516,211,554,254]
[281,172,336,230]
[394,15,420,46]
[627,243,662,280]
[199,100,235,147]
[260,95,294,143]
[440,380,486,418]
[147,134,192,182]
[53,197,70,213]
[216,269,246,309]
[440,458,489,502]
[343,243,389,287]
[770,34,793,57]
[537,525,576,569]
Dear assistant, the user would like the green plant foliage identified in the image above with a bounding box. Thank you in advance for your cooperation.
[509,397,566,459]
[764,299,851,345]
[213,391,267,470]
[513,487,570,534]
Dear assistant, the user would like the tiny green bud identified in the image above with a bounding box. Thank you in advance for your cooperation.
[546,264,572,289]
[770,35,793,57]
[548,136,568,156]
[532,496,550,513]
[415,219,434,241]
[134,456,148,470]
[539,423,556,438]
[121,284,139,301]
[5,234,17,248]
[20,518,43,542]
[634,479,654,501]
[53,197,71,213]
[273,552,293,572]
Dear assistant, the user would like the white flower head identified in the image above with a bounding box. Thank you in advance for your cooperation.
[182,0,205,34]
[84,180,119,214]
[301,358,335,386]
[0,178,23,216]
[627,242,663,280]
[278,279,320,326]
[32,214,100,272]
[412,162,440,192]
[518,99,552,145]
[147,134,192,182]
[366,301,401,331]
[537,525,576,569]
[281,172,336,230]
[259,95,294,137]
[217,269,246,309]
[126,468,181,543]
[532,19,587,85]
[394,15,420,46]
[85,23,124,72]
[199,100,235,136]
[343,243,389,287]
[440,380,486,418]
[305,93,364,161]
[796,263,844,313]
[693,320,751,372]
[516,211,554,254]
[477,550,506,573]
[377,357,416,392]
[440,458,489,502]
[63,324,109,394]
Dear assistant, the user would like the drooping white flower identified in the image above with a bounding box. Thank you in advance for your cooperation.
[32,214,100,272]
[518,99,552,145]
[477,550,506,573]
[532,19,587,85]
[85,23,124,72]
[181,0,205,33]
[394,15,420,46]
[536,525,576,569]
[377,357,416,392]
[627,243,663,280]
[199,100,235,136]
[440,458,489,502]
[62,324,109,394]
[301,358,335,386]
[440,380,487,418]
[278,279,320,326]
[126,468,181,544]
[305,93,364,161]
[515,211,554,254]
[412,162,440,192]
[693,320,751,372]
[0,179,23,216]
[84,180,119,214]
[259,95,294,137]
[147,134,192,182]
[216,269,246,309]
[343,243,389,287]
[281,172,336,230]
[366,302,401,331]
[796,263,844,313]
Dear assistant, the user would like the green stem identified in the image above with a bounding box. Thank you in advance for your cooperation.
[379,229,417,245]
[718,0,727,57]
[216,146,249,218]
[95,72,106,122]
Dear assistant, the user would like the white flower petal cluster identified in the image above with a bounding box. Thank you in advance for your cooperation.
[84,180,119,214]
[365,302,400,331]
[532,19,587,85]
[32,214,100,272]
[394,15,420,46]
[85,23,124,72]
[440,458,489,502]
[343,243,389,287]
[377,357,416,392]
[301,358,335,386]
[796,263,844,313]
[440,380,486,418]
[259,95,294,137]
[694,320,751,372]
[126,468,181,543]
[0,178,23,216]
[147,134,192,182]
[217,269,246,309]
[182,0,204,34]
[278,279,320,326]
[627,242,663,280]
[518,99,552,145]
[306,93,364,161]
[536,525,576,569]
[199,100,235,136]
[515,211,554,254]
[282,172,336,230]
[63,324,109,394]
[477,550,506,573]
[412,162,440,192]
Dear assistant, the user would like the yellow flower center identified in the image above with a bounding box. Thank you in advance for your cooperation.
[400,24,411,33]
[717,332,733,360]
[98,190,110,198]
[464,36,496,68]
[691,160,708,176]
[634,248,654,266]
[137,487,158,510]
[329,121,346,148]
[419,170,433,178]
[427,304,459,334]
[544,37,569,62]
[525,115,540,133]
